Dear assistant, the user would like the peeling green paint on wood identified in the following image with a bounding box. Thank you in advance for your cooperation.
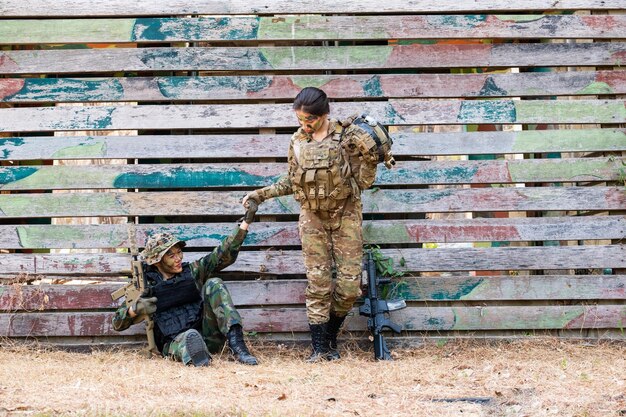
[2,71,624,103]
[259,45,394,70]
[575,81,616,95]
[389,275,626,301]
[511,129,626,153]
[1,216,623,249]
[507,158,622,183]
[0,166,38,184]
[112,167,282,188]
[0,193,124,217]
[2,129,624,161]
[1,78,125,102]
[2,245,623,276]
[15,225,121,249]
[0,19,135,44]
[516,100,626,125]
[51,140,107,159]
[0,166,118,190]
[0,14,596,44]
[449,306,596,331]
[3,43,625,75]
[131,17,259,42]
[457,100,516,123]
[429,278,484,300]
[156,76,274,99]
[0,187,623,218]
[2,100,623,132]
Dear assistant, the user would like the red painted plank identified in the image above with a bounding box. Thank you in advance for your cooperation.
[3,305,624,336]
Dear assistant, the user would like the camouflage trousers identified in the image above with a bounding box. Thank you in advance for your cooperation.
[163,278,242,365]
[299,199,363,325]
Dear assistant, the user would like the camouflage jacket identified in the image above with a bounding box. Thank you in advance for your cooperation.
[256,118,379,205]
[112,227,247,332]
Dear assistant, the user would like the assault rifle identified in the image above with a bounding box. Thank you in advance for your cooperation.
[111,225,158,356]
[359,249,406,360]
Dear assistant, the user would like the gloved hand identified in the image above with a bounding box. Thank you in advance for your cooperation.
[242,190,264,208]
[242,199,258,224]
[132,297,158,316]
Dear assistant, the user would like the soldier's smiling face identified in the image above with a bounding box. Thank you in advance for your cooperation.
[157,244,184,277]
[295,110,326,135]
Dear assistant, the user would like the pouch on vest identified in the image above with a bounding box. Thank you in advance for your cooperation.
[302,146,330,169]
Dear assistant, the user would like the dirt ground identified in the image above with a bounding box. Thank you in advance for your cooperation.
[0,338,624,417]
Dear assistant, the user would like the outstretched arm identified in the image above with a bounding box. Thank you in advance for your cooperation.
[242,136,297,207]
[190,226,248,286]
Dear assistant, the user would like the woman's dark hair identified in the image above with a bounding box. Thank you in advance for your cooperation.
[293,87,330,116]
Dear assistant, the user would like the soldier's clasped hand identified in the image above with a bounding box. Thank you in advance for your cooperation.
[243,199,258,224]
[132,297,158,316]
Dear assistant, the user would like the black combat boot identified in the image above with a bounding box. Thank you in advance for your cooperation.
[307,323,329,362]
[185,329,211,367]
[226,324,258,365]
[325,313,346,361]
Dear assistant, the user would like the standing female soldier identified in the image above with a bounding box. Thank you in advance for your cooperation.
[242,87,380,361]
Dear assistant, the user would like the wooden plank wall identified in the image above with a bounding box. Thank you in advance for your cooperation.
[1,1,625,346]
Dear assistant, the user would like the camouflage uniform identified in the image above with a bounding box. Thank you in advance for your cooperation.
[112,228,247,365]
[253,119,379,324]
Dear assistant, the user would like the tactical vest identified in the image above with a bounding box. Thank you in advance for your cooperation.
[290,122,359,211]
[144,264,203,348]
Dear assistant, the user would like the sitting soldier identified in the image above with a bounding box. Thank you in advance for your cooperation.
[112,218,258,367]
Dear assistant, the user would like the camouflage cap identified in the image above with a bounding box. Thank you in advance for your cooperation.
[140,232,187,265]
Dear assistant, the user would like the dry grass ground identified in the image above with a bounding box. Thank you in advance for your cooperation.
[0,338,624,417]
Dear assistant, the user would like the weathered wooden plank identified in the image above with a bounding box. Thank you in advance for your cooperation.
[1,158,621,191]
[261,305,626,332]
[3,304,624,337]
[239,305,626,332]
[1,100,624,133]
[395,128,626,156]
[0,282,306,311]
[2,43,625,75]
[0,284,124,311]
[0,253,130,276]
[3,15,624,45]
[0,312,140,337]
[1,0,622,17]
[2,245,624,276]
[2,216,623,249]
[224,245,626,274]
[0,187,622,218]
[391,275,626,302]
[228,275,626,304]
[3,129,624,161]
[3,274,624,313]
[0,134,296,160]
[3,71,625,103]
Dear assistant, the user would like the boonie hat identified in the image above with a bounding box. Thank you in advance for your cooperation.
[140,232,186,265]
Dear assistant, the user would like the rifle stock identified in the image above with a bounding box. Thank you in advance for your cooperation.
[359,249,406,360]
